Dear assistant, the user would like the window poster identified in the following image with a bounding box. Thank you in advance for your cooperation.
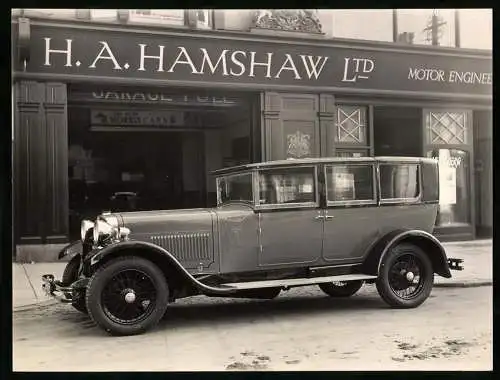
[438,149,457,205]
[334,172,355,201]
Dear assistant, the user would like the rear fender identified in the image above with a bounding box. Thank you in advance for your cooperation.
[362,230,452,278]
[85,240,236,295]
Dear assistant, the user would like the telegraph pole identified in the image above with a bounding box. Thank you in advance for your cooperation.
[423,10,447,46]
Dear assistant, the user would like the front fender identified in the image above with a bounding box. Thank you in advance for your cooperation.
[58,240,83,260]
[378,230,452,278]
[84,240,237,295]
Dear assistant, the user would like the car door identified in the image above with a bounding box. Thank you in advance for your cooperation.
[257,165,324,267]
[321,162,381,263]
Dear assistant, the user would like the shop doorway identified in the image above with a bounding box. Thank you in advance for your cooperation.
[66,87,257,239]
[373,106,423,157]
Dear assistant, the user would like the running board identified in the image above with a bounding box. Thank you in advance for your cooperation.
[220,274,377,290]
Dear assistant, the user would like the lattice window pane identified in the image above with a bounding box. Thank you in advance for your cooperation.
[426,111,468,145]
[335,105,367,144]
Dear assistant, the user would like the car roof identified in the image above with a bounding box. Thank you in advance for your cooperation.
[211,156,437,176]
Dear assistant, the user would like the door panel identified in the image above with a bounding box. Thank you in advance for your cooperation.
[422,108,474,239]
[263,92,320,160]
[322,207,380,262]
[258,209,323,266]
[321,162,379,262]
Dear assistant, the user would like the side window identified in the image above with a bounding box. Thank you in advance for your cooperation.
[380,164,420,201]
[258,167,317,206]
[326,164,375,204]
[217,173,253,205]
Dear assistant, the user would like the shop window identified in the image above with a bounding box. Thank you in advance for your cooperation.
[335,105,368,144]
[380,164,420,201]
[193,10,213,29]
[396,9,455,47]
[426,111,468,145]
[22,9,77,19]
[427,149,470,226]
[90,9,118,21]
[329,9,393,42]
[325,164,375,204]
[129,9,186,26]
[458,9,492,50]
[258,167,316,206]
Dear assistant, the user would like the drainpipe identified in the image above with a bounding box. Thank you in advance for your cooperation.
[393,9,398,43]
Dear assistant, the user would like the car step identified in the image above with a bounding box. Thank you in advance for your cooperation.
[221,274,378,290]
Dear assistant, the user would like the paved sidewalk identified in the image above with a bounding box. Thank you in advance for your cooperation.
[12,240,492,312]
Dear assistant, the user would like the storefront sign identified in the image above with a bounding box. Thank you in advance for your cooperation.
[70,88,240,106]
[91,109,193,127]
[17,24,492,97]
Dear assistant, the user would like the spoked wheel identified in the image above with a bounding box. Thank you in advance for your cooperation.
[376,243,434,308]
[86,256,169,336]
[62,255,87,314]
[319,280,363,297]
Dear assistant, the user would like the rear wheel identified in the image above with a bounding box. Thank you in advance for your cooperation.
[61,255,87,314]
[319,280,363,297]
[85,256,169,336]
[376,243,434,308]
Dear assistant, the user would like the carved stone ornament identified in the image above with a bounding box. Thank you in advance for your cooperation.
[287,131,311,158]
[252,9,323,34]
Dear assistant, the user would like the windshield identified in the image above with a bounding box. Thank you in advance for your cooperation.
[216,172,254,205]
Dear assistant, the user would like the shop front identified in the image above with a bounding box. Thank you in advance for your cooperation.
[12,19,492,259]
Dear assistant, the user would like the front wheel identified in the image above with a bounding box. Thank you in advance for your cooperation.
[319,280,363,297]
[376,243,434,308]
[86,256,169,336]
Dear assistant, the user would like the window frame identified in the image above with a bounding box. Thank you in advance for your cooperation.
[90,9,119,22]
[255,165,320,211]
[378,163,423,205]
[193,9,213,30]
[324,163,377,207]
[216,171,255,207]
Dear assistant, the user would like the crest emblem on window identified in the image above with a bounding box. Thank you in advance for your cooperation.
[287,131,311,158]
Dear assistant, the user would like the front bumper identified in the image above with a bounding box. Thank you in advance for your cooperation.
[447,258,464,271]
[41,274,89,303]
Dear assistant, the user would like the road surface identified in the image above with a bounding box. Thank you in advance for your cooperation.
[13,285,492,371]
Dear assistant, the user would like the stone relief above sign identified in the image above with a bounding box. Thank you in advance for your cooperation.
[19,24,493,97]
[251,9,323,34]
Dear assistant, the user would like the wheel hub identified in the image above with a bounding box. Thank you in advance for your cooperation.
[123,289,136,303]
[406,271,415,282]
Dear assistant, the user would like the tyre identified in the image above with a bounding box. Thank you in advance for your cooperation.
[61,255,87,314]
[318,280,363,297]
[85,256,169,336]
[376,243,434,308]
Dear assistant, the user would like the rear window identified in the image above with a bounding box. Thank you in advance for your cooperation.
[421,161,439,202]
[379,164,420,201]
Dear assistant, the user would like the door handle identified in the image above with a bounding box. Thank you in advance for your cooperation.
[325,215,335,220]
[314,215,325,220]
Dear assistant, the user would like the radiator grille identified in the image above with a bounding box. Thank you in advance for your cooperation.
[150,232,212,262]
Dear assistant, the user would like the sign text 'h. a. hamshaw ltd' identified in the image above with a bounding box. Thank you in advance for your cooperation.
[22,25,492,96]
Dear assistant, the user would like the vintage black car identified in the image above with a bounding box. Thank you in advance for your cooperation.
[43,156,463,336]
